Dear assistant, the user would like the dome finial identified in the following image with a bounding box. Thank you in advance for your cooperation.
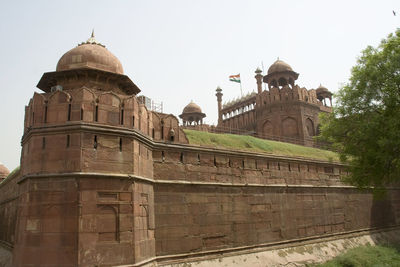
[80,29,105,47]
[86,29,97,44]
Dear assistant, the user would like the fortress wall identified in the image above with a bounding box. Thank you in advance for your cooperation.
[153,149,344,186]
[3,138,400,266]
[152,148,400,257]
[154,181,400,258]
[0,170,20,248]
[12,177,79,267]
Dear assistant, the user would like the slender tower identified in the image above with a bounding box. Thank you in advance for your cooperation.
[215,86,223,125]
[255,67,263,94]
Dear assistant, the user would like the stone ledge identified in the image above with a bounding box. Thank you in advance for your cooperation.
[19,172,400,190]
[18,172,359,189]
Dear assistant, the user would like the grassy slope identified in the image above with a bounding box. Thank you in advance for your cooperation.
[183,129,339,162]
[311,245,400,267]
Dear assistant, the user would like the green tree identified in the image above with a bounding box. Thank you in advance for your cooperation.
[319,30,400,192]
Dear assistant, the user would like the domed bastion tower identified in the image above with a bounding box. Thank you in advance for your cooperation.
[1,34,400,267]
[216,59,333,147]
[12,33,188,266]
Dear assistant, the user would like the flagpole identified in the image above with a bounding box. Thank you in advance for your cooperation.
[239,73,243,97]
[261,61,267,91]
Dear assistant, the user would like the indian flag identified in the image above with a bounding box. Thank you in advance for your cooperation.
[229,74,241,83]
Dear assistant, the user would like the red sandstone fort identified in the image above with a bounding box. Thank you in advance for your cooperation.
[0,33,399,266]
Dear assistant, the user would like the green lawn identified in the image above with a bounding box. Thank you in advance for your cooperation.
[183,129,339,162]
[310,245,400,267]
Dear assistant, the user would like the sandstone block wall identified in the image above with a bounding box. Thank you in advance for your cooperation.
[13,177,79,266]
[152,147,400,258]
[154,185,400,256]
[0,170,19,248]
[2,141,400,266]
[153,149,344,186]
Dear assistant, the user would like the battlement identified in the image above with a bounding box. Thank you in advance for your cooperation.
[21,86,188,179]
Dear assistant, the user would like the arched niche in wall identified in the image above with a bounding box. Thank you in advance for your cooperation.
[263,120,274,137]
[71,87,96,102]
[48,90,71,105]
[305,118,315,136]
[97,205,118,242]
[282,117,299,138]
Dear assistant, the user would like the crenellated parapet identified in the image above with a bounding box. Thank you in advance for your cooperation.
[24,88,141,129]
[257,84,320,107]
[21,86,188,177]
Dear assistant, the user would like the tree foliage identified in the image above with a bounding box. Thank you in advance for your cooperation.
[319,30,400,191]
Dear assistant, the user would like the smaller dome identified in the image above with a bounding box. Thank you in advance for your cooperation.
[182,101,202,114]
[0,163,10,179]
[267,59,293,74]
[316,84,329,94]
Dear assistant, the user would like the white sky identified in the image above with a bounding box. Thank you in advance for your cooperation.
[0,0,399,171]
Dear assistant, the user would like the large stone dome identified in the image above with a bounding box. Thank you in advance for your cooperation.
[182,101,202,114]
[0,163,10,179]
[56,32,123,75]
[267,59,293,74]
